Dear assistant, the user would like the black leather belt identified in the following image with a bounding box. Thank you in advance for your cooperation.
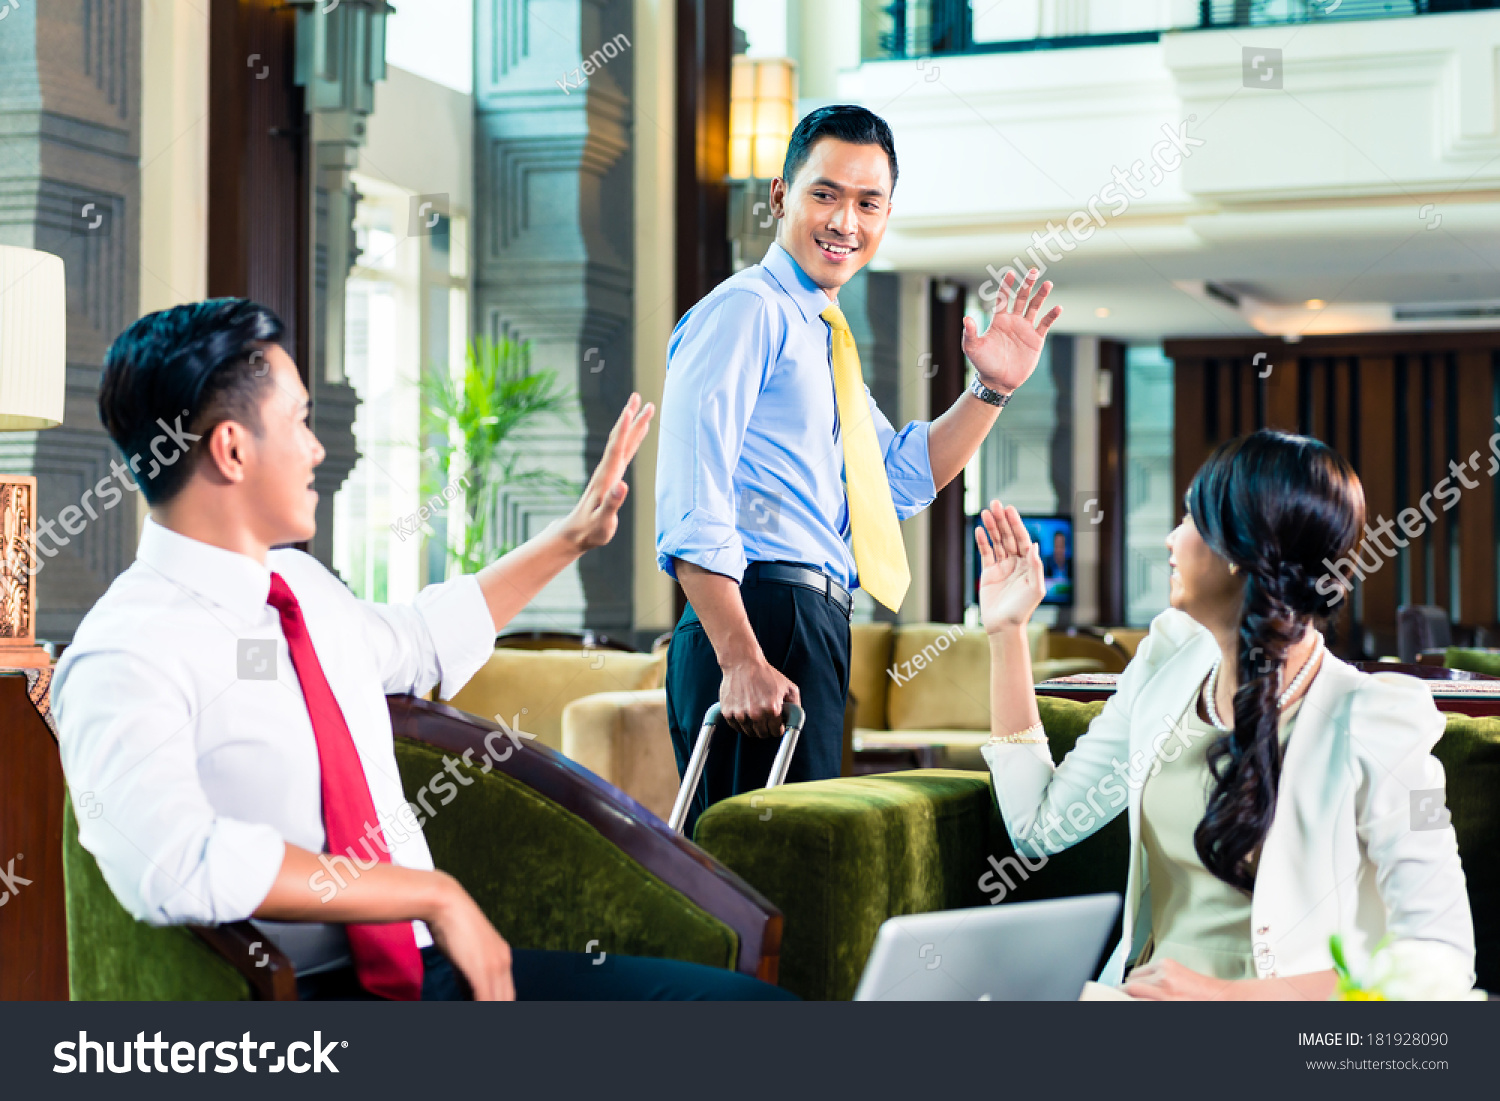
[743,561,853,618]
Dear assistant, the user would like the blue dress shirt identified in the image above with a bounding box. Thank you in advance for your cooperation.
[655,242,937,592]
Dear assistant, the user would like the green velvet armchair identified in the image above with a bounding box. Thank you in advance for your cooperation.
[695,697,1500,1001]
[64,696,782,1000]
[1442,647,1500,678]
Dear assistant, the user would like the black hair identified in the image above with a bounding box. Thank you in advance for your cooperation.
[781,104,898,194]
[97,298,285,505]
[1185,429,1365,893]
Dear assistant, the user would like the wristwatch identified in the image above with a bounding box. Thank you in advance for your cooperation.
[969,376,1013,407]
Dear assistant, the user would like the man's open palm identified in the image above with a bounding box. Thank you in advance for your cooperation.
[962,269,1063,394]
[562,393,654,551]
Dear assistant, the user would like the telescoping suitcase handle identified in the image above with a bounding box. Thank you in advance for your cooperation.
[667,701,806,835]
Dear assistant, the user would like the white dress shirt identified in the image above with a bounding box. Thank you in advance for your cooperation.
[53,519,496,974]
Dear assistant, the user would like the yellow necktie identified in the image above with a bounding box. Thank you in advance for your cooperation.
[821,303,911,612]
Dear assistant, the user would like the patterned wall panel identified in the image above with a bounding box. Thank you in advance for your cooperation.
[474,0,635,632]
[1,0,142,641]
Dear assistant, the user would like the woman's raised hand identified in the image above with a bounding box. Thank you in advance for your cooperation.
[974,501,1047,634]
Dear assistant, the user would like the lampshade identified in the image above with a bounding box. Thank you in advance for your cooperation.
[729,56,798,179]
[0,246,66,432]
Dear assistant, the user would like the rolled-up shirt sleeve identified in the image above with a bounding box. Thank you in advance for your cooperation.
[867,389,938,519]
[358,572,496,700]
[655,290,777,582]
[54,652,286,926]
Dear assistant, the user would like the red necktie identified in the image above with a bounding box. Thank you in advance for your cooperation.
[267,572,423,1000]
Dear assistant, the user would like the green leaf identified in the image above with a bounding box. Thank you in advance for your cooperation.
[419,336,581,576]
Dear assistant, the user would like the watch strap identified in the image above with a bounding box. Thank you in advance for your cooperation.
[969,376,1013,407]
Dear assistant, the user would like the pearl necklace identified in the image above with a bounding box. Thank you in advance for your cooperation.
[1203,630,1325,732]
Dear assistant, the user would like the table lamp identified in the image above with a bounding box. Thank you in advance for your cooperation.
[0,246,67,669]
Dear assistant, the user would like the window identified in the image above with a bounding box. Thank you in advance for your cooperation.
[1124,344,1174,626]
[334,176,468,602]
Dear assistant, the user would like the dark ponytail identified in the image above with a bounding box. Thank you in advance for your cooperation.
[1185,431,1364,893]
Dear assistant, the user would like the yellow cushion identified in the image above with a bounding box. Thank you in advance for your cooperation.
[1026,621,1047,660]
[885,624,992,731]
[853,728,992,770]
[562,688,677,822]
[848,622,894,731]
[442,649,664,752]
[854,728,992,750]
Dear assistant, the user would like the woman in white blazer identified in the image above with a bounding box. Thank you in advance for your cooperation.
[978,430,1475,1000]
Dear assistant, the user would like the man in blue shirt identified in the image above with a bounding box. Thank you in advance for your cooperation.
[656,105,1061,830]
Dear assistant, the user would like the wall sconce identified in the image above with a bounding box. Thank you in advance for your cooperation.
[288,0,393,116]
[730,56,797,179]
[727,56,798,272]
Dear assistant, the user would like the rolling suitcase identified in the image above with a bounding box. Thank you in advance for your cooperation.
[667,701,806,835]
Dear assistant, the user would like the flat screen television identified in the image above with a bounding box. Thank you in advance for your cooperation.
[970,513,1074,606]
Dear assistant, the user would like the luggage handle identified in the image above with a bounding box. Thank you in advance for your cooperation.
[667,701,806,836]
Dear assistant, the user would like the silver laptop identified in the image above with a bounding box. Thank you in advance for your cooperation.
[852,893,1122,1001]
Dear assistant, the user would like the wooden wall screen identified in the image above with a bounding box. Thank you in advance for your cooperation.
[928,283,969,624]
[208,0,310,375]
[670,0,733,624]
[1165,332,1500,658]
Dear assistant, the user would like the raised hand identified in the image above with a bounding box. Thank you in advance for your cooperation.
[962,269,1062,394]
[559,393,655,551]
[974,500,1047,634]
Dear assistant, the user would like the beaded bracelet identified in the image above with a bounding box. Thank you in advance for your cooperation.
[989,721,1046,745]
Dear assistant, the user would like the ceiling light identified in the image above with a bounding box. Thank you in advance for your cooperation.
[1094,307,1110,318]
[1304,299,1325,309]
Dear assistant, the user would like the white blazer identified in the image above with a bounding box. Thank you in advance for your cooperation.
[982,608,1476,990]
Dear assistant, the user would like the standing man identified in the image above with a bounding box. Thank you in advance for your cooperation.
[656,105,1063,831]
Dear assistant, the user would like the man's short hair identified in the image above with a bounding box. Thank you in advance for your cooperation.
[781,104,898,194]
[97,298,286,505]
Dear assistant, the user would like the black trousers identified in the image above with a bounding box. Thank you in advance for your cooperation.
[297,945,795,1001]
[665,567,852,837]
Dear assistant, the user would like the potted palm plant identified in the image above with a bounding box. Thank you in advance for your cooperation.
[420,336,576,575]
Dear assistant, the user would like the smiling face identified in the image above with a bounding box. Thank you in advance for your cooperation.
[239,345,325,546]
[1165,511,1244,630]
[769,137,893,296]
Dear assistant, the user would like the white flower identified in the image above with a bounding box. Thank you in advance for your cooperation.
[1357,940,1484,1001]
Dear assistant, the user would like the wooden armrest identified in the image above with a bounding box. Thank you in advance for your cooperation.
[387,694,784,982]
[189,920,298,1001]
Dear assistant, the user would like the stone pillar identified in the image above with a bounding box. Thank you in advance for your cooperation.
[289,0,393,569]
[473,0,635,633]
[0,0,142,642]
[306,121,364,570]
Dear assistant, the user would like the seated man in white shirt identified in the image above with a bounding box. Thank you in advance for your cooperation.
[54,298,792,1001]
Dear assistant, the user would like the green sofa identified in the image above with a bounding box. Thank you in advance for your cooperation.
[64,696,782,999]
[696,697,1500,1001]
[1443,647,1500,677]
